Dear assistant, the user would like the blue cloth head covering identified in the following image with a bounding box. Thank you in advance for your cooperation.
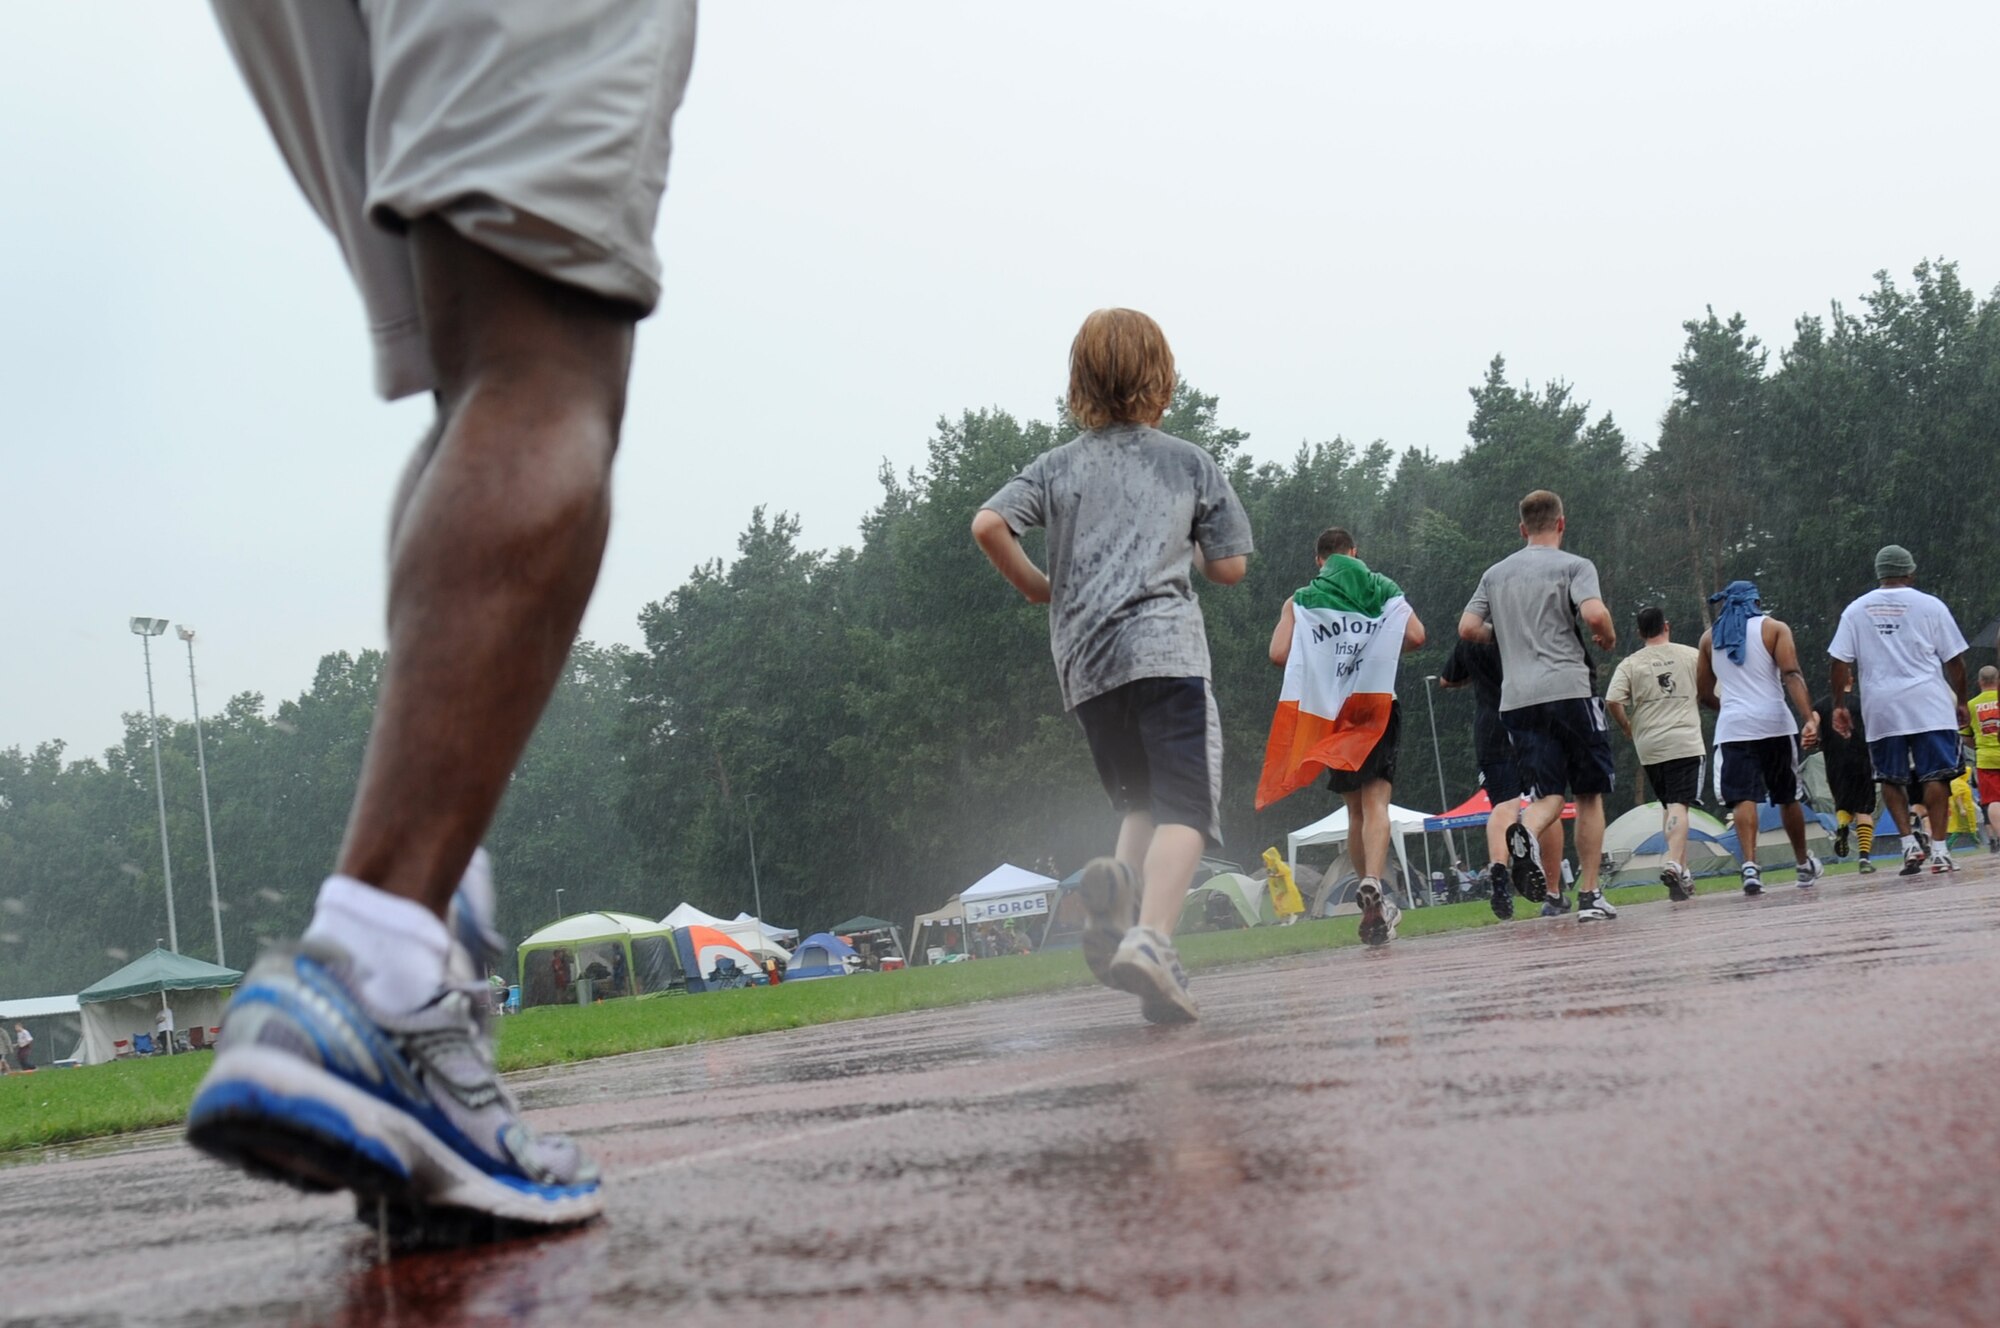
[1708,580,1762,665]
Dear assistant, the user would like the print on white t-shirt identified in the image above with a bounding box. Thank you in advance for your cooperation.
[1827,587,1968,739]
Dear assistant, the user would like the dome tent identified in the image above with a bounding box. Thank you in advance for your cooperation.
[516,912,679,1008]
[1177,873,1277,932]
[672,925,767,992]
[786,932,858,981]
[1602,802,1735,886]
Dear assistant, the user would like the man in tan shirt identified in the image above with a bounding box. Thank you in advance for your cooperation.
[1605,606,1707,899]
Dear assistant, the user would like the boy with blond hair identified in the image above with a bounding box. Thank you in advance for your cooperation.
[973,309,1253,1022]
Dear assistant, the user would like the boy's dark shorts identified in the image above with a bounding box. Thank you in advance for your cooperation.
[1718,735,1802,807]
[1643,755,1704,807]
[1073,677,1222,849]
[1500,697,1616,799]
[1327,701,1400,795]
[1830,767,1878,816]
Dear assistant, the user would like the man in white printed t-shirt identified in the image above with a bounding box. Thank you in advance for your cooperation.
[1829,545,1970,875]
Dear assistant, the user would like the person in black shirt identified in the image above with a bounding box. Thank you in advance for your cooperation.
[1439,640,1565,918]
[1814,689,1878,872]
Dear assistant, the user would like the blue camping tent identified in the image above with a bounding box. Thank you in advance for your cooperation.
[1715,803,1837,866]
[786,932,858,981]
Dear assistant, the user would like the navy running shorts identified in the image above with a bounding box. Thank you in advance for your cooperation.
[1073,677,1223,847]
[1866,729,1960,789]
[1500,697,1616,799]
[1718,735,1801,807]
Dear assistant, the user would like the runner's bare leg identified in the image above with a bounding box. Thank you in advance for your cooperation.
[336,219,637,915]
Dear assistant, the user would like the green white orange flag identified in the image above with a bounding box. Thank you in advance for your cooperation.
[1255,557,1411,809]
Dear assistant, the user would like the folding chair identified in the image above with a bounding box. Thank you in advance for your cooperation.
[133,1033,156,1056]
[187,1025,208,1051]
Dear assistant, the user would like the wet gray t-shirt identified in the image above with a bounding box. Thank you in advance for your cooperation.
[983,423,1253,711]
[1462,544,1604,711]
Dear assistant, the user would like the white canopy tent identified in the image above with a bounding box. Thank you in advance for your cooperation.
[662,901,732,931]
[1287,803,1433,909]
[662,902,798,945]
[732,912,799,942]
[958,863,1059,924]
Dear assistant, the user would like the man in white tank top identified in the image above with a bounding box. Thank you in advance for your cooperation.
[1695,581,1824,895]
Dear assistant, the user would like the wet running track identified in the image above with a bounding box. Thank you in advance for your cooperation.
[8,862,2000,1327]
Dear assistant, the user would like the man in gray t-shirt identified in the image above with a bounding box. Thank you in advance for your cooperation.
[1458,489,1619,921]
[971,308,1252,1026]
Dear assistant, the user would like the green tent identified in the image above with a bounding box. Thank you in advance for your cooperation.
[79,948,243,1004]
[1177,873,1278,932]
[77,948,243,1064]
[830,914,896,934]
[516,911,680,1008]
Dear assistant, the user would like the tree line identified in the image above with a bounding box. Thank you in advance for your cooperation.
[4,259,1996,997]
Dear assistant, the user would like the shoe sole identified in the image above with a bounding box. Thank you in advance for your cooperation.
[1106,958,1198,1024]
[187,1046,603,1229]
[1489,882,1513,921]
[1742,882,1762,896]
[1505,826,1546,901]
[1078,860,1137,985]
[1356,885,1390,946]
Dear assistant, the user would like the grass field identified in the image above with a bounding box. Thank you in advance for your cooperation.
[0,859,1852,1156]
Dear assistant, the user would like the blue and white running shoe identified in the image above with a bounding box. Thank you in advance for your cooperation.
[186,907,600,1231]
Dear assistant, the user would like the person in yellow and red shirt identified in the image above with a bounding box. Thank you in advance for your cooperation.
[1968,665,2000,853]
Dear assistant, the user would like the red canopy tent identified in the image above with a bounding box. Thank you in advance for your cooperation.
[1424,789,1577,831]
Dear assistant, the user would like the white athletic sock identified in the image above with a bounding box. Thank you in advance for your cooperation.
[302,875,452,1015]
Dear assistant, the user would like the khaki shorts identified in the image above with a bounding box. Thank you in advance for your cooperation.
[212,0,697,400]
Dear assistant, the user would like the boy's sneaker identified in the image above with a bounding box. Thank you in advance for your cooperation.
[1899,842,1927,876]
[1795,854,1824,888]
[1833,822,1851,858]
[1355,878,1399,946]
[1106,926,1198,1024]
[1575,890,1616,921]
[1540,890,1571,917]
[1505,823,1547,902]
[1930,849,1959,875]
[1078,857,1140,986]
[1660,861,1694,902]
[1487,863,1514,920]
[185,941,602,1231]
[1741,863,1763,896]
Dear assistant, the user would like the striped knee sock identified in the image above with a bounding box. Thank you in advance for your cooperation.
[1856,823,1874,858]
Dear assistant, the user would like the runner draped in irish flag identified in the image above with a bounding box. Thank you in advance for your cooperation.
[1258,552,1413,808]
[1260,530,1425,947]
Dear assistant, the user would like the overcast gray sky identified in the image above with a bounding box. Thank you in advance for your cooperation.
[3,1,1995,759]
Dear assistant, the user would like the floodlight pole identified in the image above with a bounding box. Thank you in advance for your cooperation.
[131,618,178,954]
[555,888,566,921]
[1422,676,1468,878]
[178,628,225,966]
[744,793,764,928]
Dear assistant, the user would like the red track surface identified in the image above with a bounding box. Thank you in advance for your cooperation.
[7,860,2000,1326]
